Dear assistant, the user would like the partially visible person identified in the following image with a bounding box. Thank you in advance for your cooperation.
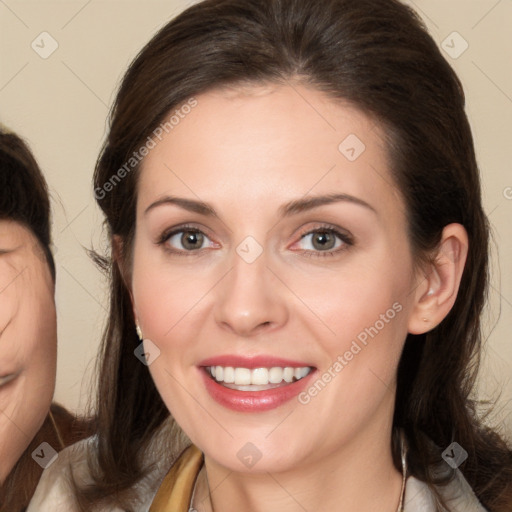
[0,126,92,512]
[26,0,512,511]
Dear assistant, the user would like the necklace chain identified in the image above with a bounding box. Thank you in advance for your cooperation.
[396,430,407,512]
[192,433,408,512]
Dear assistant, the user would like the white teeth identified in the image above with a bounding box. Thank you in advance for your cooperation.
[283,367,294,383]
[251,368,269,385]
[208,366,312,386]
[234,368,252,385]
[295,367,309,379]
[223,366,235,383]
[268,367,283,384]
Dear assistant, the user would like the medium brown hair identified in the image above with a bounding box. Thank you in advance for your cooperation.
[84,0,512,510]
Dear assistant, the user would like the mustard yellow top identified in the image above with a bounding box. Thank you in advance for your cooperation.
[149,444,204,512]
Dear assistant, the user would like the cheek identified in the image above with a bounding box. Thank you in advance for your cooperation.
[132,246,211,344]
[131,249,217,421]
[0,375,52,483]
[13,272,57,408]
[131,254,206,419]
[12,295,57,404]
[133,267,191,340]
[300,258,413,415]
[293,254,412,354]
[0,303,56,481]
[23,270,58,362]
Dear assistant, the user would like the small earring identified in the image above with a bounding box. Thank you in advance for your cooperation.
[427,288,435,296]
[135,323,143,340]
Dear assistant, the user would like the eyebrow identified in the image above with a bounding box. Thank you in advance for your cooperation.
[144,193,377,218]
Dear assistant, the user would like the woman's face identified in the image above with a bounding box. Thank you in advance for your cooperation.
[0,220,56,482]
[131,84,422,473]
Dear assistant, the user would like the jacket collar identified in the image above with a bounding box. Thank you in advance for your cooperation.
[404,472,488,512]
[149,444,488,512]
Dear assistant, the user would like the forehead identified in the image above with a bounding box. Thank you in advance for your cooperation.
[0,220,34,252]
[0,220,51,284]
[137,83,403,222]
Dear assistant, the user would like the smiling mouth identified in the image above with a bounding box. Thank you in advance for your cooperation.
[205,365,313,391]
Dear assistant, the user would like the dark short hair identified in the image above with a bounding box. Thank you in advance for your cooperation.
[0,128,55,281]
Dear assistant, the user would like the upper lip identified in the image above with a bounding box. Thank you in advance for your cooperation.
[198,355,314,369]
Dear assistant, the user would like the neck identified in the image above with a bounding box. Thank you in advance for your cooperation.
[193,418,403,512]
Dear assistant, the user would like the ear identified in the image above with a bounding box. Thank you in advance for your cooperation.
[112,234,138,324]
[408,223,468,335]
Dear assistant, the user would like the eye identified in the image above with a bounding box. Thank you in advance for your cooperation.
[293,225,353,258]
[156,223,353,258]
[157,225,217,255]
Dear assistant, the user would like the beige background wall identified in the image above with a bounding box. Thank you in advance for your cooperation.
[0,0,511,435]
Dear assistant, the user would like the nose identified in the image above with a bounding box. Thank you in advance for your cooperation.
[213,248,289,337]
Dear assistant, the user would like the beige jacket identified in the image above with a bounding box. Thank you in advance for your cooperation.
[28,421,488,512]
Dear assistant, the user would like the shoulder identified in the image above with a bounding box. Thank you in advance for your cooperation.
[27,418,190,512]
[404,469,488,512]
[26,436,101,512]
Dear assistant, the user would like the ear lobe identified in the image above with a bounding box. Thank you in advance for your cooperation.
[408,223,468,335]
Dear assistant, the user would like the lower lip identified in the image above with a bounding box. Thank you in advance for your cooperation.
[200,367,316,412]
